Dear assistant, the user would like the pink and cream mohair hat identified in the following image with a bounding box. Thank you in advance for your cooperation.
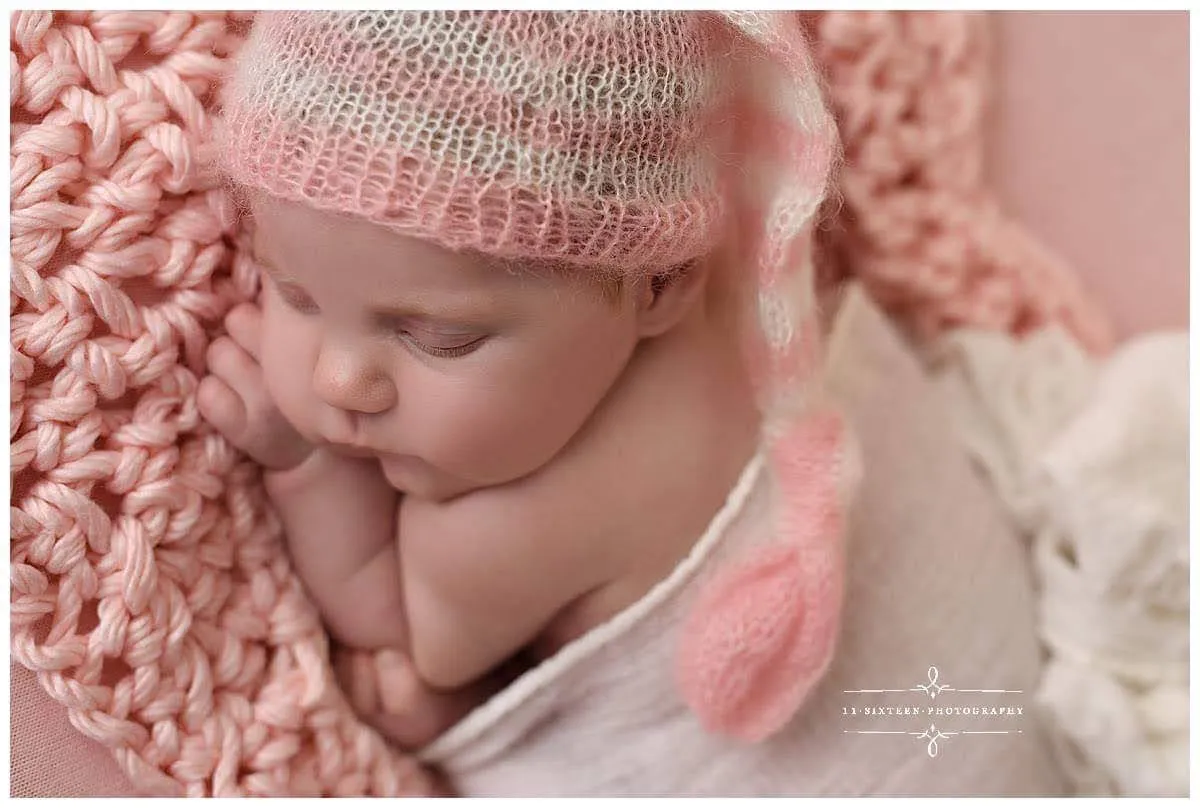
[216,10,857,743]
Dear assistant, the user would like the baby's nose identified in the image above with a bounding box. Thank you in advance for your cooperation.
[312,344,396,414]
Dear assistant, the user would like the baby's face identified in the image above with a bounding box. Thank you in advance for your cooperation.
[248,194,642,501]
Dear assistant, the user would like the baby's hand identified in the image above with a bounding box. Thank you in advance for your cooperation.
[198,303,314,471]
[332,645,488,751]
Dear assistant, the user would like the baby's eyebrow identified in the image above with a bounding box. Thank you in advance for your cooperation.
[370,298,497,327]
[250,251,308,292]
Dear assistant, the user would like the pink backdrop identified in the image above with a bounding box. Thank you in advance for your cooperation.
[987,11,1189,339]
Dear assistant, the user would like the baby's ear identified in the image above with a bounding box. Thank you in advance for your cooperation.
[634,258,709,338]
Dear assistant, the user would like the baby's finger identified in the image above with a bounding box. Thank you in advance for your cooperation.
[367,681,483,750]
[333,646,381,716]
[224,303,264,362]
[366,708,446,751]
[206,335,262,394]
[374,649,422,716]
[197,375,247,438]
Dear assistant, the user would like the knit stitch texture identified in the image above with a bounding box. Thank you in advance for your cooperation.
[10,11,436,796]
[805,11,1112,352]
[218,11,728,275]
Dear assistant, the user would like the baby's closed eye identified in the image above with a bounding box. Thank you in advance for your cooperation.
[385,319,487,358]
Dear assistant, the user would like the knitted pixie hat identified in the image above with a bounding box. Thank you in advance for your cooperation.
[217,11,856,742]
[219,11,729,275]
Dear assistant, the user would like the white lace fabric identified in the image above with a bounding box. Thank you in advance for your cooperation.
[929,325,1189,797]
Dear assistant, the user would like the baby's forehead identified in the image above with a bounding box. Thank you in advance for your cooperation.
[251,195,608,300]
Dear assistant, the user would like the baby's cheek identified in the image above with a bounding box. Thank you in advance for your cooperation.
[415,387,558,483]
[501,394,586,476]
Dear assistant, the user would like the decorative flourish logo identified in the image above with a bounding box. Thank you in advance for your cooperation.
[840,666,1027,758]
[843,666,1023,701]
[918,725,952,757]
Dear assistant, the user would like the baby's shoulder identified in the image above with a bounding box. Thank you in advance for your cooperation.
[525,328,762,640]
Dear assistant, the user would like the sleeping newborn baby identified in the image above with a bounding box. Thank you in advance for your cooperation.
[201,10,1069,795]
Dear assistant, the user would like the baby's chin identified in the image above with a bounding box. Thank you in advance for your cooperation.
[377,453,478,503]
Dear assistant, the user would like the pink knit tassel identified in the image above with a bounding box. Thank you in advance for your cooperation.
[677,410,849,741]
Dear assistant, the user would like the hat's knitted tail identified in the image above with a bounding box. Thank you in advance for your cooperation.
[676,12,860,743]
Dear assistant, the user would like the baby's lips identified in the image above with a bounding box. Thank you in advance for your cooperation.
[675,542,843,742]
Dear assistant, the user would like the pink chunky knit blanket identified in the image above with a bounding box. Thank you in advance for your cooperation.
[9,11,1110,797]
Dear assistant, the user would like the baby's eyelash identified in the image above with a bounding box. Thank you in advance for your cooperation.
[395,330,485,359]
